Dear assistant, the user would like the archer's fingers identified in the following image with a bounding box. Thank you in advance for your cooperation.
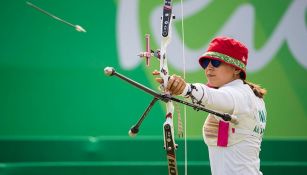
[167,75,185,94]
[152,70,160,76]
[172,80,186,95]
[169,76,185,95]
[155,78,163,84]
[153,70,163,84]
[166,76,176,91]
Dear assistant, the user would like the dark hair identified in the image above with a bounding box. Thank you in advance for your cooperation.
[240,72,267,98]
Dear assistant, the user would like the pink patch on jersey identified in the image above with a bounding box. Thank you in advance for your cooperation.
[217,120,229,147]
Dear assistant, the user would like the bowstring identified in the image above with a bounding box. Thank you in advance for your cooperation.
[180,1,187,175]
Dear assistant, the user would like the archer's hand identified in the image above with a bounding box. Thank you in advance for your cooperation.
[153,70,187,95]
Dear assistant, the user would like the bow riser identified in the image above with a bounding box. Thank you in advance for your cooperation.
[159,1,179,175]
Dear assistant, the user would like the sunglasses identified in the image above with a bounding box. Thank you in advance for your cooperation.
[200,59,222,69]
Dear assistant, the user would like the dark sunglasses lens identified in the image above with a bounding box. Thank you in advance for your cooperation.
[201,59,210,69]
[201,59,221,69]
[211,60,221,67]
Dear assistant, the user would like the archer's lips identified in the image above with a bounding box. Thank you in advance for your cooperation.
[207,74,216,78]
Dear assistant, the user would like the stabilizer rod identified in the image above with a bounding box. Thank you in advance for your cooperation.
[128,97,159,137]
[104,67,238,124]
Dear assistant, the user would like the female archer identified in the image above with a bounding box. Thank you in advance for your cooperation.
[158,36,267,175]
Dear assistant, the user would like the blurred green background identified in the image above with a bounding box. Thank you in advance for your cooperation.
[0,0,306,174]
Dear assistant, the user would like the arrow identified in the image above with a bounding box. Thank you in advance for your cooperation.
[26,1,86,32]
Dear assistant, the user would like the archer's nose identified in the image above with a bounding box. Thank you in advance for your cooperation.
[207,62,214,70]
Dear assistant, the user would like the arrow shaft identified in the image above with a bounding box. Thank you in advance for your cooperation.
[27,1,75,28]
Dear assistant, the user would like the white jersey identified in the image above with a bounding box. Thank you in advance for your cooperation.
[182,79,267,175]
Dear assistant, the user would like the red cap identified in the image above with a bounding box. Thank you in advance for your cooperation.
[199,36,248,79]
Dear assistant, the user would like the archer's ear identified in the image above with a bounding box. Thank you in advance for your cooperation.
[234,69,241,75]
